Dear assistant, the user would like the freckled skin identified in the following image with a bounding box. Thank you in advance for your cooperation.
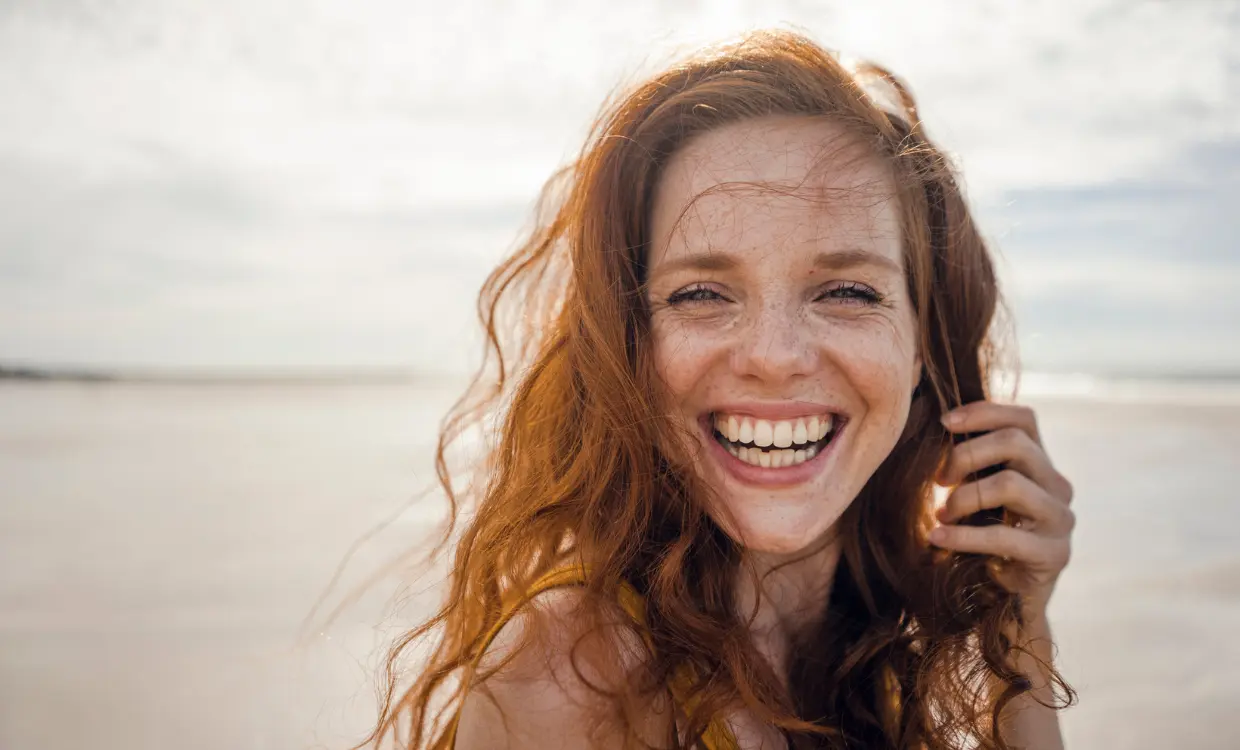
[646,116,923,555]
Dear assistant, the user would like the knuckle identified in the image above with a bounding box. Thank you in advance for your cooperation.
[1007,426,1036,454]
[995,468,1022,496]
[1061,475,1075,504]
[998,426,1023,448]
[1063,508,1077,533]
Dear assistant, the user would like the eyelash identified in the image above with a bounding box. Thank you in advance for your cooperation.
[817,281,885,305]
[664,282,884,306]
[665,285,728,305]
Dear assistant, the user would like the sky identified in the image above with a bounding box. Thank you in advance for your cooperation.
[0,0,1237,376]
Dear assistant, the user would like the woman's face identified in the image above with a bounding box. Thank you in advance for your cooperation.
[647,116,922,555]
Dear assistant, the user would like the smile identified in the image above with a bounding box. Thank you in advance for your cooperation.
[709,412,840,469]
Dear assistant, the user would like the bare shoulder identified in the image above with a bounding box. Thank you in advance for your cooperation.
[454,586,672,750]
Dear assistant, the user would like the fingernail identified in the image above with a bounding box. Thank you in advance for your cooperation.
[928,526,946,543]
[940,411,961,427]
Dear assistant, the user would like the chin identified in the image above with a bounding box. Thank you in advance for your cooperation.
[712,496,848,557]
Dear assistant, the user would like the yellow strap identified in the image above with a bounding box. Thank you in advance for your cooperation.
[448,564,737,750]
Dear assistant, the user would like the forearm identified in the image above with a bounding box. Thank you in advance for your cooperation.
[998,614,1065,750]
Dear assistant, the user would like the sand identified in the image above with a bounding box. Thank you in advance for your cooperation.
[1,380,1237,749]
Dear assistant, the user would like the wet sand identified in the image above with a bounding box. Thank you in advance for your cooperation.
[1,381,1237,749]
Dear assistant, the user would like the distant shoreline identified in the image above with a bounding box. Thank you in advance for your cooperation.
[0,364,431,385]
[4,363,1239,386]
[0,365,116,382]
[7,361,1240,391]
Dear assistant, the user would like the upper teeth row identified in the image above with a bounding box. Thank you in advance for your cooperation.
[713,413,834,448]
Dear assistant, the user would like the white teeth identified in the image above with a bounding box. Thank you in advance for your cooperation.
[729,443,822,468]
[738,418,754,444]
[714,412,837,464]
[818,414,833,440]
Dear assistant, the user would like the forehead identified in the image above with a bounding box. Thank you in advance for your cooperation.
[648,117,903,266]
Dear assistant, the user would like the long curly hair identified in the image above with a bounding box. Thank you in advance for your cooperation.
[358,28,1072,750]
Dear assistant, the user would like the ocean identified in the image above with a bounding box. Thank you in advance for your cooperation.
[1,376,1237,749]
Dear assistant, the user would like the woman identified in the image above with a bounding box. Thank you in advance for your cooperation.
[363,29,1076,750]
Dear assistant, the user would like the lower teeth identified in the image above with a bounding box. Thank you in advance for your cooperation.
[721,436,827,468]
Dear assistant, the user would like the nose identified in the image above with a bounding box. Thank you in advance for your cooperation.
[730,302,818,385]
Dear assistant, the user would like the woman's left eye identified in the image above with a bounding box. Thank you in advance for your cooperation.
[666,284,728,305]
[816,281,883,305]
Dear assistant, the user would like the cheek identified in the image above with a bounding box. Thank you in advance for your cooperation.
[835,320,920,429]
[651,318,722,404]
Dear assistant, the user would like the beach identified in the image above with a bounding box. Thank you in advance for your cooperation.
[1,378,1237,749]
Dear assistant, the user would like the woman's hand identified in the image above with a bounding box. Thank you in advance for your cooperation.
[930,401,1075,623]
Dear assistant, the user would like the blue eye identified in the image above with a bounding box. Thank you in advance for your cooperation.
[666,285,727,305]
[817,282,883,304]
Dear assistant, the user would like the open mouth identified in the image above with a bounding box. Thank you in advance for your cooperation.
[708,412,842,469]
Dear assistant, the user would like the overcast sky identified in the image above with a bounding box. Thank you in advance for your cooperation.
[1,0,1237,376]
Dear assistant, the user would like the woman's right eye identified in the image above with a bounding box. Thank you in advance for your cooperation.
[666,284,727,305]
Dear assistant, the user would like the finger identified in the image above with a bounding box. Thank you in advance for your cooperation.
[941,401,1041,445]
[938,427,1061,491]
[928,523,1068,568]
[937,469,1075,533]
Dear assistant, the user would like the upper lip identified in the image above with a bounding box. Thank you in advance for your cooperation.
[704,400,847,421]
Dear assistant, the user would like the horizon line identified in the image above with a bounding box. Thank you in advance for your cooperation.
[3,361,1240,386]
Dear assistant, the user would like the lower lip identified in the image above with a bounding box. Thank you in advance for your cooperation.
[702,419,845,487]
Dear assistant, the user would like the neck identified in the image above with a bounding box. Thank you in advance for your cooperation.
[733,530,843,681]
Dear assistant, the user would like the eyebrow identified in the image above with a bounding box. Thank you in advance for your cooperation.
[813,248,903,274]
[650,247,903,277]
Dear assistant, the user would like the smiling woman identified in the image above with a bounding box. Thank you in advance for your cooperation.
[646,117,922,559]
[358,29,1075,750]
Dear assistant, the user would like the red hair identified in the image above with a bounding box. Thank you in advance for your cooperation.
[358,28,1073,750]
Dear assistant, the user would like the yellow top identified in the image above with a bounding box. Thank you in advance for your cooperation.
[447,564,739,750]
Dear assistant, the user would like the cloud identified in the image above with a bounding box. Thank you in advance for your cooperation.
[977,134,1240,374]
[0,0,1236,373]
[0,152,519,370]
